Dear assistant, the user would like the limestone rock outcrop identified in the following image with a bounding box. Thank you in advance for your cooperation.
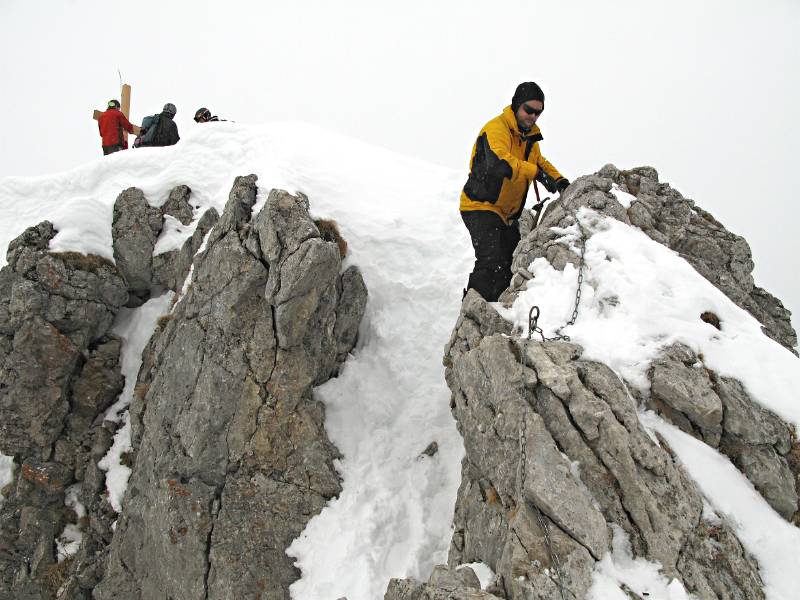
[432,291,765,600]
[385,565,502,599]
[648,343,798,521]
[507,165,799,524]
[389,167,797,599]
[0,176,367,599]
[94,177,367,600]
[111,188,163,306]
[510,165,796,352]
[0,221,128,598]
[112,184,219,306]
[161,184,194,226]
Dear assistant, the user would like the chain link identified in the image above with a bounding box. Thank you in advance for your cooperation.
[527,219,587,342]
[518,338,569,600]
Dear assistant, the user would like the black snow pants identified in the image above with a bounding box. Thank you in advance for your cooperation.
[461,210,520,302]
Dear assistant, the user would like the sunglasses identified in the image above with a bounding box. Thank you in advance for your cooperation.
[522,104,543,116]
[194,116,207,123]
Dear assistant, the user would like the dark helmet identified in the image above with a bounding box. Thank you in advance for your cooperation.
[108,99,121,109]
[194,107,212,123]
[162,103,177,117]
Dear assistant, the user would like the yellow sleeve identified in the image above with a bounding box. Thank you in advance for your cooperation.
[537,150,565,181]
[483,120,538,179]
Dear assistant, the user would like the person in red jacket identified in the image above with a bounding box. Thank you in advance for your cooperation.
[98,99,135,155]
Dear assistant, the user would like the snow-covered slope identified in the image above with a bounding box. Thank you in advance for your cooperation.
[0,122,471,599]
[499,207,800,431]
[1,122,799,599]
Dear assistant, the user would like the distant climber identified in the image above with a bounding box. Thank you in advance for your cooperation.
[460,81,570,302]
[97,99,135,155]
[193,107,222,123]
[136,103,180,148]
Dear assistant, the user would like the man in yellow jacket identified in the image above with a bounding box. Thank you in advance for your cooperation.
[460,81,569,302]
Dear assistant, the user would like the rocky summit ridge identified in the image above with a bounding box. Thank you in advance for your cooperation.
[0,164,796,600]
[387,165,798,600]
[0,176,367,599]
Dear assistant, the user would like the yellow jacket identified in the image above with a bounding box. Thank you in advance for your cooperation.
[460,105,564,224]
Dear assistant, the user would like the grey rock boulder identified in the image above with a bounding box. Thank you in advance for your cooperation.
[385,565,502,600]
[645,343,798,521]
[161,184,194,225]
[152,206,220,291]
[0,221,127,598]
[94,178,367,600]
[648,344,723,446]
[0,223,127,461]
[111,187,163,305]
[334,264,368,366]
[443,295,765,600]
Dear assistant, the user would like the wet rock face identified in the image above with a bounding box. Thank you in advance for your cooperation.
[432,292,765,600]
[0,221,128,598]
[512,164,796,352]
[94,178,368,600]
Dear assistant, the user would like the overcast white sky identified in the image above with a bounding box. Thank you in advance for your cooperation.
[1,0,798,334]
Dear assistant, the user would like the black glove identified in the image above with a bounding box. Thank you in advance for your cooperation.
[536,169,558,193]
[556,178,570,193]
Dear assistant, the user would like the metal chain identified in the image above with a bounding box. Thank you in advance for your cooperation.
[532,505,569,600]
[517,216,587,596]
[527,219,587,342]
[518,339,569,600]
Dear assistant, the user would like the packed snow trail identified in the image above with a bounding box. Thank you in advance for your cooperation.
[0,122,471,599]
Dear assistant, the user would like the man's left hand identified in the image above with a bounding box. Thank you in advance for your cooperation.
[556,178,570,193]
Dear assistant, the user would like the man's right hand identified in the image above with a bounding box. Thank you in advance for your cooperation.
[536,169,558,193]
